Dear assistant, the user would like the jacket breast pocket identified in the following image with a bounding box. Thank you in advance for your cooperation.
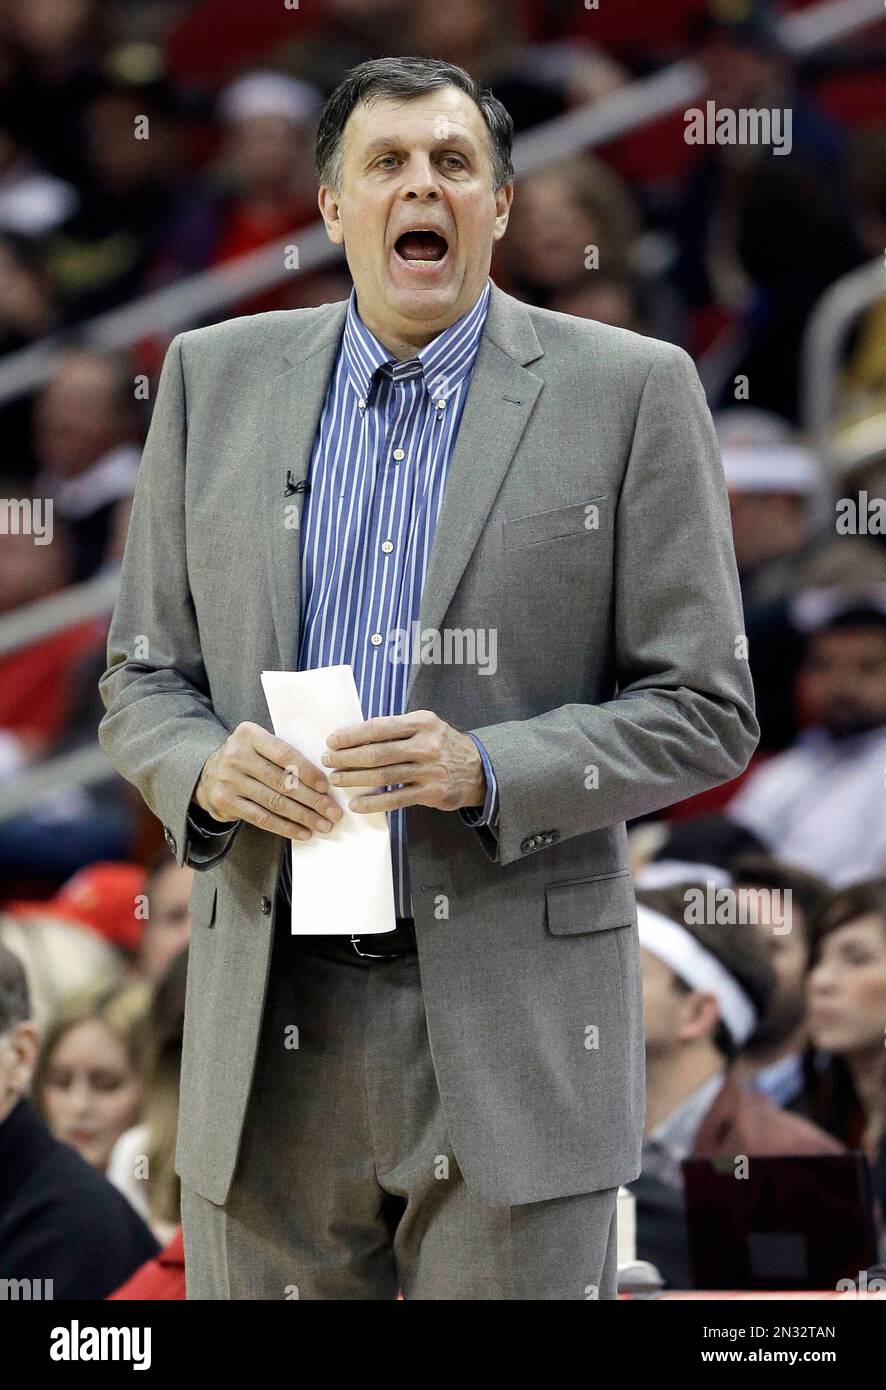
[188,872,218,927]
[545,869,636,937]
[502,496,609,551]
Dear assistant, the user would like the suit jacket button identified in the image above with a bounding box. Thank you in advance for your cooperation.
[261,896,273,916]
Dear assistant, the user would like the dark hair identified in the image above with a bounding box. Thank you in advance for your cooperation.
[0,944,30,1033]
[314,55,514,194]
[802,878,886,1144]
[809,877,886,963]
[637,884,775,1062]
[730,854,831,954]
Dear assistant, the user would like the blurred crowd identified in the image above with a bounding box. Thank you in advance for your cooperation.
[0,0,885,1297]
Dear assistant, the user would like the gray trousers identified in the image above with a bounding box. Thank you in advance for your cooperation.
[181,933,619,1300]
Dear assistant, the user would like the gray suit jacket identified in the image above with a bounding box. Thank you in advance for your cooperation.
[98,280,758,1209]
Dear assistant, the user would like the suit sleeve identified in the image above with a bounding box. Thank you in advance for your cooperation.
[468,344,759,867]
[97,333,235,869]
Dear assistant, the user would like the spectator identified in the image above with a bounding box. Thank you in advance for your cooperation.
[0,515,107,783]
[31,347,141,582]
[108,1226,185,1300]
[6,860,147,963]
[0,943,159,1298]
[728,586,886,884]
[40,56,192,324]
[630,884,843,1287]
[717,409,825,611]
[805,878,886,1240]
[0,911,120,1033]
[107,947,187,1245]
[728,854,832,1113]
[669,0,863,416]
[498,152,639,308]
[135,852,192,986]
[31,979,149,1173]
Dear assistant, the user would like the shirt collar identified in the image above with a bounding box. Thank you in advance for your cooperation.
[646,1069,726,1159]
[341,278,491,408]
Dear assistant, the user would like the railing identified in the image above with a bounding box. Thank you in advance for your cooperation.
[0,0,878,409]
[800,257,886,464]
[0,0,881,823]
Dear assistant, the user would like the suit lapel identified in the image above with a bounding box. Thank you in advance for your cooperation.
[406,282,544,705]
[261,301,348,669]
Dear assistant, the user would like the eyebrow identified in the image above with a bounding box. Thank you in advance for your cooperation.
[361,133,477,158]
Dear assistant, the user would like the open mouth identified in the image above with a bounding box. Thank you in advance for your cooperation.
[392,229,450,268]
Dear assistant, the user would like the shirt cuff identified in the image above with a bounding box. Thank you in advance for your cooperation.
[459,735,499,829]
[186,802,242,865]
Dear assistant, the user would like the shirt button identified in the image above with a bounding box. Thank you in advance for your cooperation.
[381,540,394,554]
[370,633,383,647]
[436,399,446,409]
[358,398,366,408]
[393,448,405,460]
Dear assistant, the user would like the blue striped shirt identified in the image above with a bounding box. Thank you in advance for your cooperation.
[274,278,499,918]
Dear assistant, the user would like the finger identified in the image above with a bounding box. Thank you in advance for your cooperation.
[248,756,342,820]
[237,774,339,833]
[247,727,331,795]
[348,785,426,814]
[328,764,419,788]
[226,798,314,840]
[322,740,419,771]
[326,712,430,750]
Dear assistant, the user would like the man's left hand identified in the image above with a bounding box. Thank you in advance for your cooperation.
[321,710,486,813]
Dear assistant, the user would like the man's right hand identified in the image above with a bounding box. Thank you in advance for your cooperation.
[193,721,343,840]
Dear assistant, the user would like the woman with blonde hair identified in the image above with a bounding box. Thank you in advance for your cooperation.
[32,979,150,1175]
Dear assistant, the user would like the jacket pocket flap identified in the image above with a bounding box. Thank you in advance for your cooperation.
[502,496,608,550]
[546,870,635,936]
[188,874,218,926]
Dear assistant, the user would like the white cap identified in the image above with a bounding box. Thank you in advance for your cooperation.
[714,409,820,497]
[790,582,886,633]
[219,71,322,126]
[721,445,821,496]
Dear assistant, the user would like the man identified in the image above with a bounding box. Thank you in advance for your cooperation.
[728,586,886,885]
[728,854,830,1112]
[631,887,843,1288]
[134,852,193,985]
[32,347,141,581]
[0,945,159,1299]
[98,56,758,1300]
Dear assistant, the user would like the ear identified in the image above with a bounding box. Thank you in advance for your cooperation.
[318,185,345,246]
[492,182,514,243]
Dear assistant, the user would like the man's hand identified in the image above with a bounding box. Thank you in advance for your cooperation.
[194,721,343,840]
[320,710,486,813]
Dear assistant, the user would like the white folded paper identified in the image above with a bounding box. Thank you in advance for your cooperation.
[261,666,397,936]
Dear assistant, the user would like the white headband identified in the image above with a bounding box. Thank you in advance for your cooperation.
[634,861,733,890]
[637,904,758,1046]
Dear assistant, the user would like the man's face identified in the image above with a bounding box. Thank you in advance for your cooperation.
[138,863,192,984]
[742,898,809,1049]
[34,353,123,477]
[318,85,512,346]
[802,626,886,738]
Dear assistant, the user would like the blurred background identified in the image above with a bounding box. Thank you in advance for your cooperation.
[0,0,885,1301]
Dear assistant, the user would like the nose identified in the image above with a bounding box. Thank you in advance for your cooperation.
[69,1073,100,1112]
[401,154,442,202]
